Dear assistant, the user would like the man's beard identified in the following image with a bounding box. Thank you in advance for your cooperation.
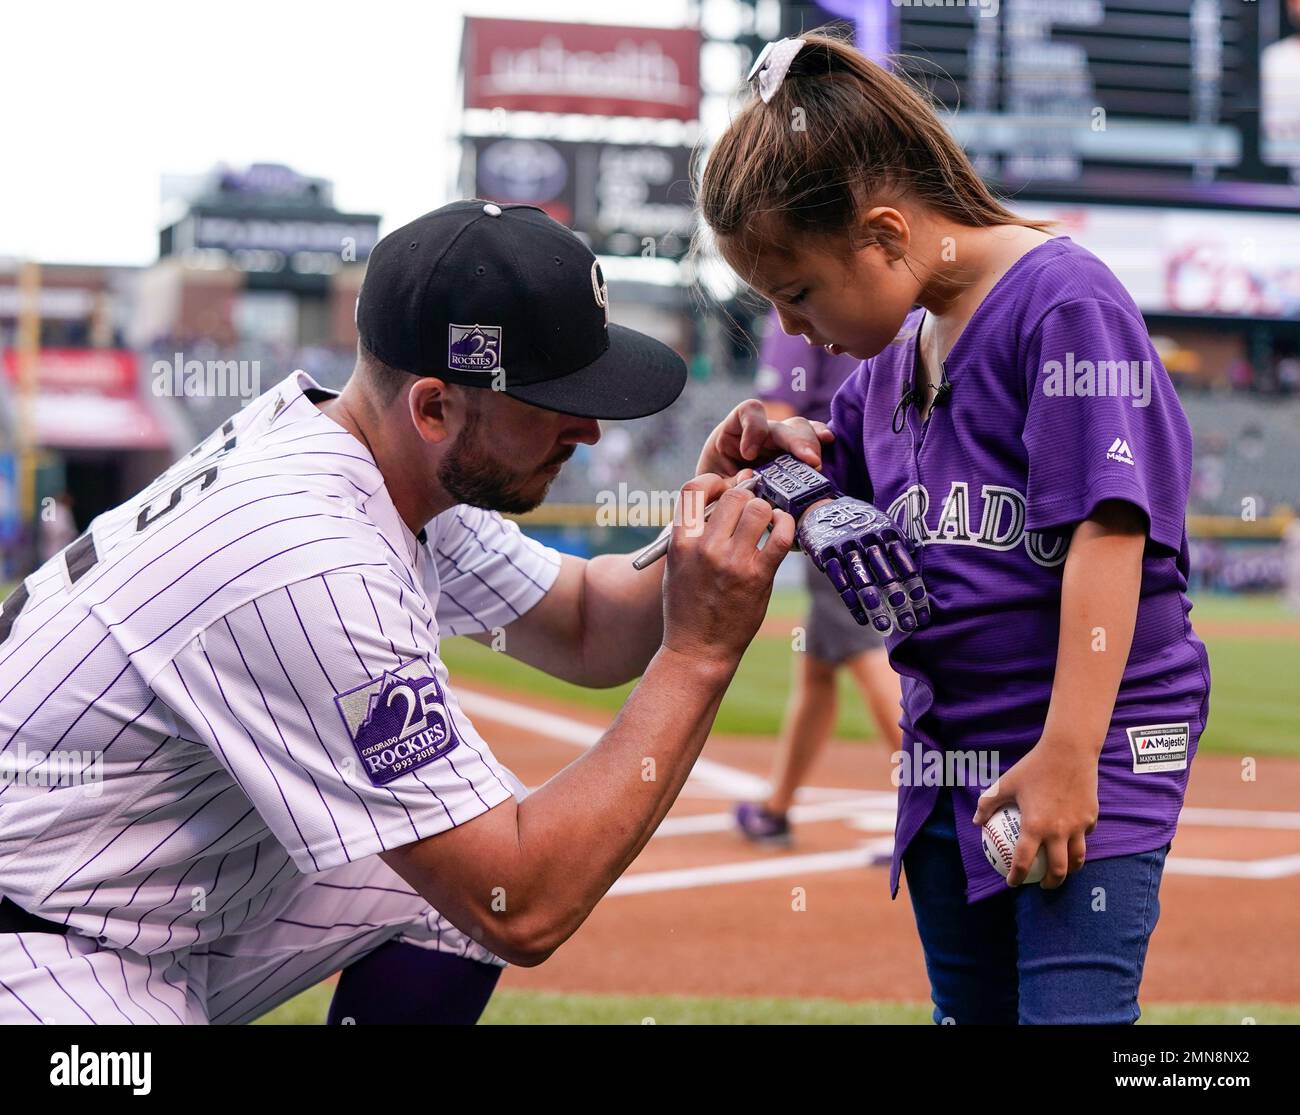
[437,401,570,514]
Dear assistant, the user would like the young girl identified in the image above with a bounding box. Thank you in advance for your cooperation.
[696,32,1211,1024]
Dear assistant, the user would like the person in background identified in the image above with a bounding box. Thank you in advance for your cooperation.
[734,310,904,846]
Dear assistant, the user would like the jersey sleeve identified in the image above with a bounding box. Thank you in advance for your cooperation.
[426,505,563,636]
[152,567,518,874]
[1020,298,1193,553]
[819,359,873,502]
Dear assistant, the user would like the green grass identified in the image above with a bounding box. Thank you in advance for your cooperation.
[443,589,1299,757]
[9,573,1289,754]
[253,982,1300,1025]
[1186,593,1293,622]
[439,585,882,740]
[1195,638,1299,756]
[441,620,881,741]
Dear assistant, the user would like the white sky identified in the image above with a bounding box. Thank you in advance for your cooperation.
[0,0,694,266]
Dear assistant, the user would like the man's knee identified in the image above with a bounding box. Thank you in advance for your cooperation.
[327,939,502,1025]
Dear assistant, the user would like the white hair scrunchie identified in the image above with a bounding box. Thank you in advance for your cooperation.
[747,37,807,104]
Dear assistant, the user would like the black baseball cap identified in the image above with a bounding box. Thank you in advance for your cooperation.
[356,200,688,420]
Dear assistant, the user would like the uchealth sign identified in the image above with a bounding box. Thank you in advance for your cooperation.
[463,18,701,121]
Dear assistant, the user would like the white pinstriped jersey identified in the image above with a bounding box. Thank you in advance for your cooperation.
[0,371,561,957]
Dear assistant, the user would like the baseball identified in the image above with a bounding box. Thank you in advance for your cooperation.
[981,804,1047,885]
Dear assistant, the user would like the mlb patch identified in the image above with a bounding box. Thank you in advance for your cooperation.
[1126,722,1189,773]
[448,324,502,372]
[334,659,460,786]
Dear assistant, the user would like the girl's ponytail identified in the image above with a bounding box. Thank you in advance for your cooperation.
[699,29,1050,250]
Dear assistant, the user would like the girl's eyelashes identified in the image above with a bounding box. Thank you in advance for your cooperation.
[786,288,810,306]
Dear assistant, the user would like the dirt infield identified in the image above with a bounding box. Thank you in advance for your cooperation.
[460,680,1300,1007]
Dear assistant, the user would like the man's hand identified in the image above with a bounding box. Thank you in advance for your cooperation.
[697,398,833,479]
[661,473,796,662]
[972,743,1100,889]
[797,496,930,633]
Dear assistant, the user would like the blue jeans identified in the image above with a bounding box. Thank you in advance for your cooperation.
[902,787,1169,1025]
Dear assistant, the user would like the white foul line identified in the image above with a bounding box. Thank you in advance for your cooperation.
[458,686,768,798]
[1176,806,1300,831]
[653,796,897,837]
[1164,853,1300,880]
[459,687,1300,886]
[609,839,896,896]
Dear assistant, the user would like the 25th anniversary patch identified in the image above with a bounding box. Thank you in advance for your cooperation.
[334,659,461,786]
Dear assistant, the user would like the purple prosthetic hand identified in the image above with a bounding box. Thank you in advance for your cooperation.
[753,454,931,634]
[794,497,931,634]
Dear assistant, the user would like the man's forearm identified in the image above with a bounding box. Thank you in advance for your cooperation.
[510,645,736,949]
[576,550,667,685]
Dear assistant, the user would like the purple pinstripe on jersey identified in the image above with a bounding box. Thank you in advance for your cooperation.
[251,595,385,848]
[453,508,559,593]
[433,545,522,620]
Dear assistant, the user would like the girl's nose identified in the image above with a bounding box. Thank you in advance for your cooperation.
[775,306,809,338]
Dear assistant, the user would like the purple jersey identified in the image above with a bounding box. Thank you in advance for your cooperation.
[820,237,1211,903]
[755,311,862,423]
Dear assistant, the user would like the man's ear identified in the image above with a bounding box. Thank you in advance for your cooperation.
[407,378,454,445]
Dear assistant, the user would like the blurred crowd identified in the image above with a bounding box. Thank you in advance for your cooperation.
[143,340,1300,524]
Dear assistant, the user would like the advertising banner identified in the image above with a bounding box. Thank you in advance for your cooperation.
[471,137,695,258]
[463,18,701,121]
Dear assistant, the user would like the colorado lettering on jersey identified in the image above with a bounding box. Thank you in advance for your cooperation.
[886,481,1070,568]
[334,659,461,786]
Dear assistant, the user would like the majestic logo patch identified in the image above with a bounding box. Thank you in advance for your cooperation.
[1106,437,1135,466]
[448,324,502,372]
[1126,722,1189,773]
[334,659,460,786]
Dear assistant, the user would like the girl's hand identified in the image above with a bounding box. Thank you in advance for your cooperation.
[971,741,1100,889]
[697,398,834,479]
